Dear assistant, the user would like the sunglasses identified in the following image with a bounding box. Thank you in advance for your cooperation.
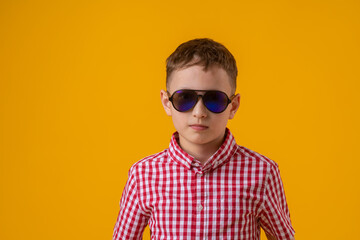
[168,89,235,113]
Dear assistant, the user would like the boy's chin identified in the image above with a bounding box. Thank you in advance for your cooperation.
[181,133,223,146]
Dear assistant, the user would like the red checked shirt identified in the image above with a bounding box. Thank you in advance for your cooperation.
[113,129,295,240]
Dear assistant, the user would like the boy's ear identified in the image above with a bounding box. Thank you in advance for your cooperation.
[228,93,240,119]
[160,90,172,116]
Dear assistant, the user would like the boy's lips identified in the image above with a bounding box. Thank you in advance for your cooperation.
[189,124,208,131]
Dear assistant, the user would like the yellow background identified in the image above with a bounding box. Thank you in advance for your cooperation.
[1,0,359,239]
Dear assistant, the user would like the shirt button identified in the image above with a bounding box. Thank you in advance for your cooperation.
[197,204,203,211]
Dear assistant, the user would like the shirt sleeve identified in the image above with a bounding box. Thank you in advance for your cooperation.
[113,167,149,240]
[258,163,295,240]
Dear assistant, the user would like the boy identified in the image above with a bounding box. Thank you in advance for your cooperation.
[113,38,295,240]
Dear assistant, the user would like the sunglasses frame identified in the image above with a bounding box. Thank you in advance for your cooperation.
[167,89,235,113]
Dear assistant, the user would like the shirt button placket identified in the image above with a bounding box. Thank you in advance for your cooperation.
[203,173,209,238]
[196,171,203,214]
[195,170,204,240]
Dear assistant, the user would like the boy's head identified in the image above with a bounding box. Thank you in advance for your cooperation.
[166,38,238,94]
[161,38,240,158]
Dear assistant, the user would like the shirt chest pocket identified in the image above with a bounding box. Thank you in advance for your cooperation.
[212,186,262,217]
[153,187,195,216]
[206,191,261,235]
[159,184,193,202]
[162,189,188,201]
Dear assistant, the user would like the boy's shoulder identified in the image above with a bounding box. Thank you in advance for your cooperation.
[236,144,279,170]
[128,149,170,173]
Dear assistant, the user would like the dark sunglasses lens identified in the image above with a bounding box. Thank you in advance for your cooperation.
[172,90,198,112]
[203,91,229,113]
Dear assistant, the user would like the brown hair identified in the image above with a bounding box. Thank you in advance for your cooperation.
[166,38,237,92]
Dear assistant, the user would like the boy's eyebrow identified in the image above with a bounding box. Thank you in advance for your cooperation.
[169,88,221,92]
[169,89,235,95]
[167,89,212,95]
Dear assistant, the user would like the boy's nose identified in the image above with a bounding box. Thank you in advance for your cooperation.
[192,98,208,118]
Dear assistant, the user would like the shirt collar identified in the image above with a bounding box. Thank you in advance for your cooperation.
[167,128,238,172]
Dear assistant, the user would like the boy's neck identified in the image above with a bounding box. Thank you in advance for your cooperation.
[178,134,226,165]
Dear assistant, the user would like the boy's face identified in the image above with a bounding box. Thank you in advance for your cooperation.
[161,64,240,151]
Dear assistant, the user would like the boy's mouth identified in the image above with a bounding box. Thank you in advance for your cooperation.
[189,124,208,131]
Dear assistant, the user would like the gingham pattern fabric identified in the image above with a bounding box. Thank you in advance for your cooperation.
[113,129,295,240]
